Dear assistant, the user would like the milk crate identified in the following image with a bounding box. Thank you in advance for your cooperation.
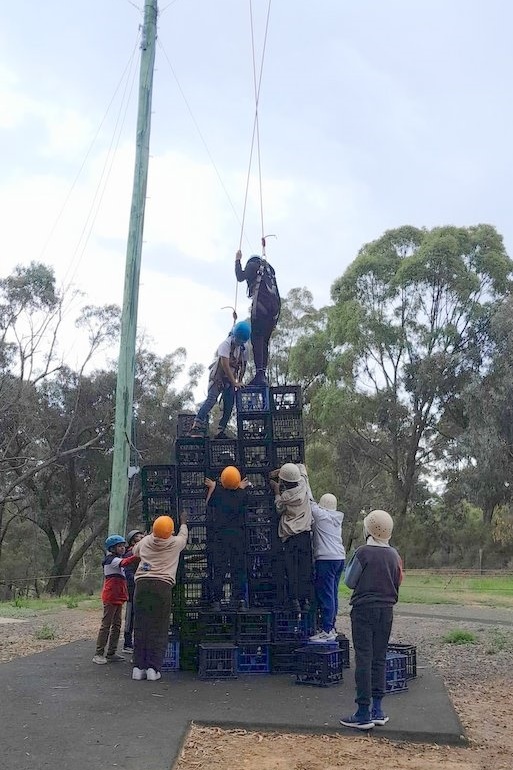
[142,494,177,519]
[246,523,277,553]
[177,413,202,438]
[237,644,271,674]
[245,471,271,497]
[236,386,270,413]
[175,580,209,609]
[247,552,276,581]
[177,496,207,524]
[175,438,208,467]
[237,415,273,441]
[386,652,408,693]
[295,646,343,687]
[177,469,206,496]
[388,643,416,679]
[270,386,302,413]
[270,642,300,673]
[272,611,315,643]
[246,498,275,525]
[236,610,272,643]
[271,413,304,441]
[248,580,280,609]
[180,552,209,581]
[184,523,207,553]
[161,640,180,672]
[240,441,273,470]
[273,440,305,467]
[177,609,201,639]
[199,643,238,680]
[179,639,199,672]
[199,610,237,642]
[208,438,239,470]
[141,465,177,495]
[337,634,350,668]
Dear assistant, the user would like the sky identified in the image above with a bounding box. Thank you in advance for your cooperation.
[1,0,512,400]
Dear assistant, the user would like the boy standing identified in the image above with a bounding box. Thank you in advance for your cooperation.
[309,493,345,642]
[339,510,402,730]
[189,321,250,439]
[93,535,139,665]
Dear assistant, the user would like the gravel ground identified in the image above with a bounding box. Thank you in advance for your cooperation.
[1,604,512,769]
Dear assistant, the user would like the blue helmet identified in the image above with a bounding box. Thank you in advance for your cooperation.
[105,534,126,551]
[232,320,251,342]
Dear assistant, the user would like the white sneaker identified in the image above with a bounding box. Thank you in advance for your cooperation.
[92,654,107,664]
[132,667,146,680]
[146,668,161,681]
[309,630,337,643]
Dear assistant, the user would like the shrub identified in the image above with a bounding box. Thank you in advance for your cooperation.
[443,629,476,645]
[34,624,56,640]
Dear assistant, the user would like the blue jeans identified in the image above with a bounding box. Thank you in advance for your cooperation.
[196,379,235,430]
[314,559,345,632]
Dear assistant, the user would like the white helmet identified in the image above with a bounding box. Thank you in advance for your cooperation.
[278,463,302,483]
[364,509,394,541]
[319,493,337,511]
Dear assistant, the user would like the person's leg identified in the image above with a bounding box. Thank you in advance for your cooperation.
[371,606,394,716]
[106,604,122,658]
[261,316,277,371]
[133,580,149,670]
[192,380,223,429]
[315,560,336,633]
[282,537,298,604]
[211,535,228,603]
[218,384,235,431]
[124,595,134,648]
[332,559,345,629]
[251,317,265,372]
[146,581,173,673]
[297,531,314,606]
[95,603,116,656]
[351,606,374,712]
[227,532,247,603]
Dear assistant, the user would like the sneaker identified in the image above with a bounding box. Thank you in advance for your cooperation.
[132,667,146,680]
[309,630,337,643]
[371,708,389,726]
[146,668,161,681]
[122,645,133,653]
[92,654,107,665]
[339,712,374,731]
[106,653,125,663]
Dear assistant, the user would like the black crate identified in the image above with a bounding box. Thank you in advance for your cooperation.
[236,387,270,413]
[336,634,350,668]
[199,610,237,642]
[270,642,300,673]
[177,469,206,496]
[272,611,315,643]
[246,523,277,553]
[241,441,273,470]
[270,386,302,413]
[175,580,209,608]
[388,643,416,680]
[176,438,208,467]
[142,494,177,518]
[272,413,304,440]
[236,610,272,643]
[273,440,305,467]
[141,465,177,495]
[245,471,271,497]
[178,496,207,524]
[179,639,199,671]
[177,413,204,438]
[295,646,343,687]
[246,498,276,525]
[247,552,276,581]
[199,643,238,679]
[180,552,209,581]
[176,609,201,639]
[183,523,207,553]
[248,580,280,609]
[237,643,271,674]
[209,439,239,469]
[237,415,272,441]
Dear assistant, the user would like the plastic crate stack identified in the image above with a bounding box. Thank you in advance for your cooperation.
[141,464,178,531]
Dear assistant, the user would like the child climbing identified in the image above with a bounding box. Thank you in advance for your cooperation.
[235,250,280,386]
[309,493,345,643]
[189,320,251,438]
[270,463,313,612]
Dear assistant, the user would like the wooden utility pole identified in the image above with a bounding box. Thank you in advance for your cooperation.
[108,0,158,536]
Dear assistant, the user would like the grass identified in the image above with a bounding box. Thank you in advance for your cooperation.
[0,594,101,618]
[485,628,512,655]
[34,623,56,640]
[443,629,476,644]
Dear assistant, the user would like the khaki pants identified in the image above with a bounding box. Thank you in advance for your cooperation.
[95,603,122,657]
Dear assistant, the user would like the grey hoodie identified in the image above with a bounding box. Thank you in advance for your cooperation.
[276,477,312,542]
[311,502,345,560]
[132,525,188,585]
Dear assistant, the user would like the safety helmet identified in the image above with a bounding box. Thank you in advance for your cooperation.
[105,534,126,551]
[232,320,251,343]
[247,254,262,264]
[364,510,394,541]
[127,529,143,545]
[278,463,302,483]
[319,493,337,511]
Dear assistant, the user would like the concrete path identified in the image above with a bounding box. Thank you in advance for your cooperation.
[0,639,464,770]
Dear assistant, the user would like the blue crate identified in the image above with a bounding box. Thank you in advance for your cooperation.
[295,646,343,687]
[141,465,177,495]
[386,652,408,693]
[236,610,272,643]
[237,643,271,674]
[236,387,270,413]
[273,611,314,643]
[388,643,416,679]
[161,640,180,671]
[199,643,238,679]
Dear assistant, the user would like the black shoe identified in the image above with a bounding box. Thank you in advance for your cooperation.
[215,430,228,439]
[247,370,268,387]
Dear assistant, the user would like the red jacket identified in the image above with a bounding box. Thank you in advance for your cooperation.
[101,554,139,605]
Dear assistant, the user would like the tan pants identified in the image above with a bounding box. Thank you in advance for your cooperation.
[95,603,122,657]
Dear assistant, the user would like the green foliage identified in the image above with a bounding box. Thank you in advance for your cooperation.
[65,596,79,609]
[443,629,476,645]
[485,628,511,655]
[34,624,56,640]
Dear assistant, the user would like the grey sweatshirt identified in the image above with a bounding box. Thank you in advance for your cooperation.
[311,502,345,560]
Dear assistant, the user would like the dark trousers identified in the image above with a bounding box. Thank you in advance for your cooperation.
[283,531,313,603]
[95,603,122,656]
[124,591,135,646]
[196,379,234,430]
[351,605,394,708]
[314,559,345,632]
[251,315,277,372]
[211,532,247,603]
[133,578,173,672]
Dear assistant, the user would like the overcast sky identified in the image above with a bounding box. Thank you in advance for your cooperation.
[1,0,512,397]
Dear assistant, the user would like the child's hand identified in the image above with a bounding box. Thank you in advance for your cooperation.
[270,479,280,495]
[180,512,188,526]
[204,478,216,490]
[235,249,242,261]
[239,477,251,489]
[269,468,280,479]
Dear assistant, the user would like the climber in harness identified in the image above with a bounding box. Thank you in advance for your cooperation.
[189,320,251,439]
[235,250,281,386]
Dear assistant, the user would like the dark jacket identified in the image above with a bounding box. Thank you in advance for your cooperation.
[208,485,247,536]
[235,257,280,320]
[344,544,402,608]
